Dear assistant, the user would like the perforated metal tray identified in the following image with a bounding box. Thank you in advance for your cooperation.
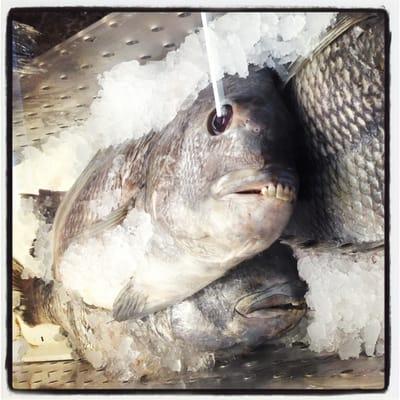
[12,346,384,390]
[13,11,206,150]
[11,11,386,391]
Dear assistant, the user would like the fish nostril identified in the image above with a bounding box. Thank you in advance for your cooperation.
[244,118,262,135]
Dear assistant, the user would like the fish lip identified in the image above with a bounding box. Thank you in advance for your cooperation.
[234,281,308,318]
[211,165,298,202]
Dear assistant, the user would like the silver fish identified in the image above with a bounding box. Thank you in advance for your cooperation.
[49,68,298,321]
[285,13,385,245]
[13,243,307,381]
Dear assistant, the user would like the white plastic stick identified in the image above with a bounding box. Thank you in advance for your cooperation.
[201,12,225,117]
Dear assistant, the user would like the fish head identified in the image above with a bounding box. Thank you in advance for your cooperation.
[146,68,298,263]
[171,245,307,349]
[226,247,307,343]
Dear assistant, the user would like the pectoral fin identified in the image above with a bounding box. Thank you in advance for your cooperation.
[112,278,149,321]
[80,203,131,239]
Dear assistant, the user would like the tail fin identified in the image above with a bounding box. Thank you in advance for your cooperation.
[12,258,55,326]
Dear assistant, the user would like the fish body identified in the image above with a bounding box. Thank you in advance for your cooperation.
[286,13,385,245]
[50,67,298,320]
[13,243,307,381]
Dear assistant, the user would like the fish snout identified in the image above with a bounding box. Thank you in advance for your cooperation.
[211,164,298,202]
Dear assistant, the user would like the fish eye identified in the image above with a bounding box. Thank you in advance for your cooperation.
[207,104,233,136]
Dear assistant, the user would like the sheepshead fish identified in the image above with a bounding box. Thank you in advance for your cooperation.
[49,67,298,321]
[13,243,307,381]
[285,13,385,245]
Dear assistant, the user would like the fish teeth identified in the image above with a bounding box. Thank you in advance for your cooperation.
[260,184,295,202]
[283,186,290,197]
[268,184,276,197]
[276,183,286,200]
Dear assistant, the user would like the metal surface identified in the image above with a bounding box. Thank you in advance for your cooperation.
[13,12,204,149]
[12,345,384,390]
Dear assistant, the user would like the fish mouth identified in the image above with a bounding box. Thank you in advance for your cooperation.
[235,281,307,319]
[211,165,298,203]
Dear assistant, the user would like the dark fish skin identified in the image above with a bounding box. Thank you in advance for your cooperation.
[13,243,307,382]
[285,14,385,244]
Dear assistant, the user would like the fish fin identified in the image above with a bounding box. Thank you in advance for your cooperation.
[285,13,376,84]
[12,258,52,326]
[78,202,132,239]
[21,189,66,225]
[112,278,148,321]
[281,236,384,255]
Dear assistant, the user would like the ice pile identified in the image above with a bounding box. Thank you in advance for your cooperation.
[296,247,384,359]
[59,208,153,309]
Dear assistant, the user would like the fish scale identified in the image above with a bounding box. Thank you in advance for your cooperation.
[287,14,384,243]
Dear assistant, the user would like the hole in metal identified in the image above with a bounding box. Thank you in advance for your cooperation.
[81,63,92,69]
[340,369,354,375]
[30,127,38,130]
[78,86,88,91]
[140,55,151,60]
[178,12,191,17]
[16,134,24,137]
[126,39,139,46]
[151,26,163,32]
[60,125,69,129]
[27,112,37,117]
[60,95,71,100]
[102,51,115,58]
[163,43,175,49]
[60,49,68,55]
[43,104,53,108]
[45,132,55,135]
[41,85,51,91]
[83,35,96,42]
[109,21,118,27]
[60,74,68,80]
